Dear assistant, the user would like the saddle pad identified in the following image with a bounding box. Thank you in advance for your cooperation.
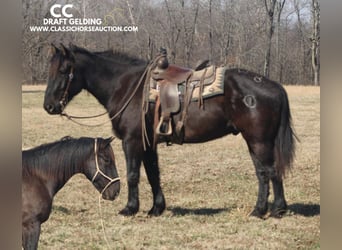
[190,65,215,83]
[148,66,226,102]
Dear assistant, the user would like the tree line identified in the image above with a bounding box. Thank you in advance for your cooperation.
[22,0,320,85]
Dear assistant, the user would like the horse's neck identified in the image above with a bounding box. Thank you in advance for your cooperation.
[81,72,112,107]
[77,54,145,110]
[49,158,85,196]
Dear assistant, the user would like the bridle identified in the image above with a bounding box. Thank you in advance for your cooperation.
[59,67,74,110]
[91,138,120,195]
[58,66,109,121]
[58,61,151,128]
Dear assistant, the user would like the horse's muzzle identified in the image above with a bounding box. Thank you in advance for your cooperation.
[44,103,63,115]
[102,181,120,201]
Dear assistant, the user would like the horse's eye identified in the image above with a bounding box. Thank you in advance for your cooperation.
[103,157,111,164]
[100,154,111,164]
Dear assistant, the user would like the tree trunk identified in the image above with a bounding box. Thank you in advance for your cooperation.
[209,0,213,61]
[311,0,320,85]
[276,0,286,82]
[263,0,276,78]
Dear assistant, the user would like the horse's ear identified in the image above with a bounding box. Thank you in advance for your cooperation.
[60,43,75,61]
[60,43,68,56]
[49,43,58,56]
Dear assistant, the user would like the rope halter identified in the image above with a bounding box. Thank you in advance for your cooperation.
[91,138,120,195]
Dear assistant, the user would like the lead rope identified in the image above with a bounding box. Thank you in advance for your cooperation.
[98,195,111,249]
[92,138,120,249]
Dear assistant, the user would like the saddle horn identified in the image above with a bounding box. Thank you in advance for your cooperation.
[157,48,169,69]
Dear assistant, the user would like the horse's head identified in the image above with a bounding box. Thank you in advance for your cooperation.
[88,137,120,201]
[44,43,82,114]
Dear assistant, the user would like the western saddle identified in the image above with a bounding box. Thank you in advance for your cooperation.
[147,50,218,145]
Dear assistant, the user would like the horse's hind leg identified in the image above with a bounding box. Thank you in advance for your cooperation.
[270,177,287,217]
[247,141,275,218]
[142,147,166,216]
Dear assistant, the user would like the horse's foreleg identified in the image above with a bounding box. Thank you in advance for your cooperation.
[270,177,287,217]
[22,221,41,250]
[119,139,142,216]
[142,147,165,216]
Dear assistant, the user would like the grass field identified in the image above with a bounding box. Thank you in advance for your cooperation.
[22,85,320,249]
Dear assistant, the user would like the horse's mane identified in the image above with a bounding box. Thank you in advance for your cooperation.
[70,44,146,66]
[22,136,94,180]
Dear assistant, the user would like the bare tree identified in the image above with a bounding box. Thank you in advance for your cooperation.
[263,0,276,77]
[22,0,317,85]
[163,0,181,63]
[208,0,213,61]
[275,0,286,82]
[311,0,320,85]
[293,0,310,83]
[179,0,200,66]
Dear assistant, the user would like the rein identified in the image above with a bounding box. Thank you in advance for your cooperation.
[59,63,151,128]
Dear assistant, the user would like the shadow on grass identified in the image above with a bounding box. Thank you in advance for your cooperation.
[168,203,320,217]
[22,90,45,93]
[52,205,89,215]
[288,203,320,217]
[52,205,70,214]
[168,206,230,216]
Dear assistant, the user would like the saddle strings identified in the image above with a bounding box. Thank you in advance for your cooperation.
[141,54,166,150]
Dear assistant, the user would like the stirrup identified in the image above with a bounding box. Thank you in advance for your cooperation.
[156,117,172,135]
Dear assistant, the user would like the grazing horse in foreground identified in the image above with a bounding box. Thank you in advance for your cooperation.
[22,136,120,250]
[43,44,296,219]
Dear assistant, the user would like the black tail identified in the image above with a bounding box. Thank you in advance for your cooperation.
[274,88,298,178]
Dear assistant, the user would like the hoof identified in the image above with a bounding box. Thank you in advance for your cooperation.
[119,206,138,216]
[270,207,287,218]
[249,207,268,219]
[148,205,165,217]
[270,201,287,218]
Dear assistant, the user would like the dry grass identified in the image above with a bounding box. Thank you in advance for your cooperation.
[22,85,320,249]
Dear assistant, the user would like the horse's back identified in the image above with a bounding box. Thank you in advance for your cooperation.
[225,68,285,98]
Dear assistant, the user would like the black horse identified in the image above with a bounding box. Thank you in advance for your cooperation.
[43,44,296,219]
[22,136,120,250]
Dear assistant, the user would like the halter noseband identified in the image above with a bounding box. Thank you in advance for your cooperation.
[59,67,74,109]
[91,138,120,195]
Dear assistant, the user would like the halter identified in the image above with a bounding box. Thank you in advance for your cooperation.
[91,138,120,195]
[59,67,74,110]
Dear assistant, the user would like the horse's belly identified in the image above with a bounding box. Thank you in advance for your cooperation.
[177,104,235,143]
[183,122,232,143]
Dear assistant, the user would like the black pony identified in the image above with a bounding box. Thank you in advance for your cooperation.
[22,136,120,250]
[43,44,296,219]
